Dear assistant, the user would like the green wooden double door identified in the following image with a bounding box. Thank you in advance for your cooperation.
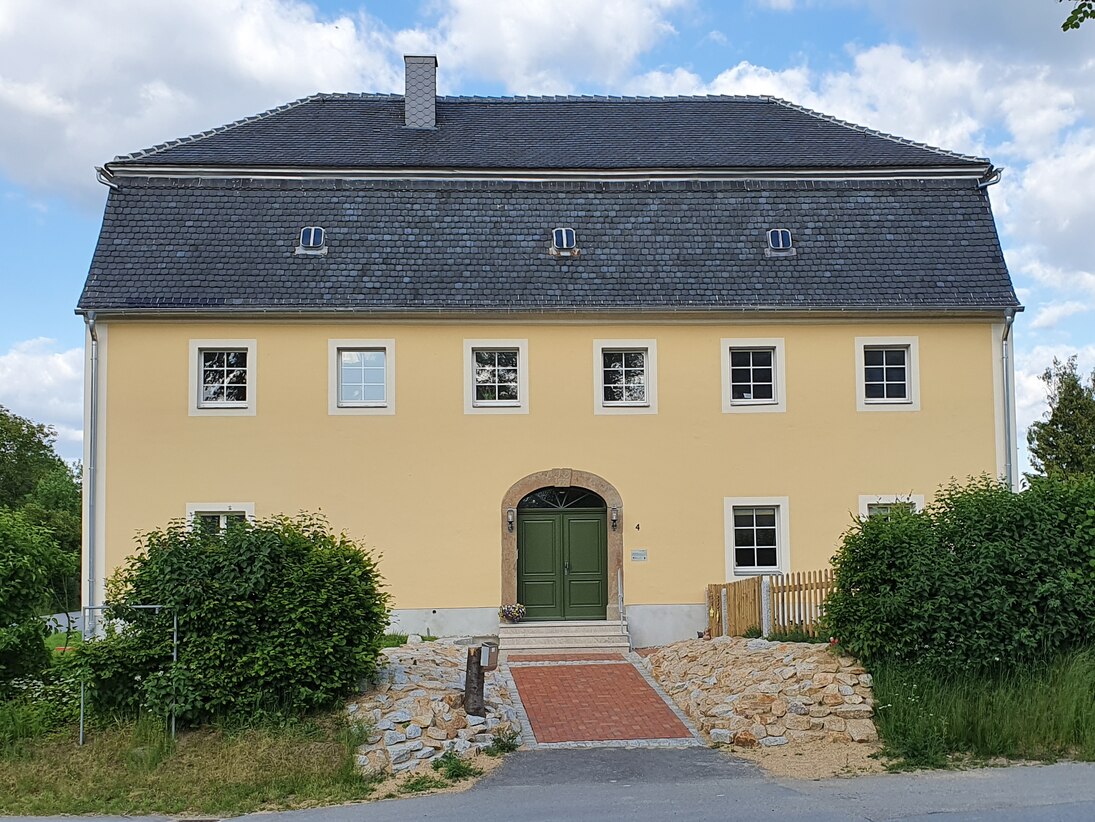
[517,509,608,621]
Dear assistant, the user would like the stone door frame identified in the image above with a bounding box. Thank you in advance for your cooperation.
[501,468,623,620]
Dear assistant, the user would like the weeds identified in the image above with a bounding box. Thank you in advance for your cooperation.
[431,750,482,780]
[873,647,1095,769]
[484,728,521,757]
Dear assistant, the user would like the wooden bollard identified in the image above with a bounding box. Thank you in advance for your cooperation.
[464,646,486,716]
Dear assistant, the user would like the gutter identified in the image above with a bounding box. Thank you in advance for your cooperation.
[83,312,100,637]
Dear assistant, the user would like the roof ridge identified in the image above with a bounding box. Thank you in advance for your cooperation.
[112,93,331,163]
[766,97,988,166]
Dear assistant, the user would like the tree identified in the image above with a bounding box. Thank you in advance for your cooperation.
[1062,0,1094,30]
[1027,357,1095,477]
[0,405,64,509]
[0,508,77,692]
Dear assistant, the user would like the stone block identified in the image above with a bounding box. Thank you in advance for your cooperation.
[808,706,831,718]
[770,698,788,717]
[426,726,450,741]
[846,719,878,743]
[733,730,759,747]
[383,729,407,746]
[833,704,873,719]
[709,728,733,744]
[786,701,809,715]
[405,723,422,739]
[783,713,811,731]
[759,735,788,747]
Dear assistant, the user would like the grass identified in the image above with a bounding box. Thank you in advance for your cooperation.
[380,632,438,648]
[431,750,482,781]
[46,631,82,652]
[872,646,1095,769]
[0,711,378,815]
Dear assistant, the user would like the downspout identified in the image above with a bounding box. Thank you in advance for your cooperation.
[1002,308,1016,490]
[84,311,99,637]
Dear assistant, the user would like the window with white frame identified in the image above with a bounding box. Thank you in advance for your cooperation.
[601,349,648,405]
[328,339,395,416]
[189,340,257,416]
[858,494,925,519]
[721,338,786,413]
[855,336,920,412]
[724,496,789,577]
[185,502,254,535]
[463,340,529,414]
[474,349,520,405]
[594,340,657,414]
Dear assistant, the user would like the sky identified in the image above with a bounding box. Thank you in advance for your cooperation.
[0,0,1093,465]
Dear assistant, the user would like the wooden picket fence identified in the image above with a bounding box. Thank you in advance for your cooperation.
[706,569,835,639]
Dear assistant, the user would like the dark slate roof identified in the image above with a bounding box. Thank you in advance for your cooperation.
[109,95,988,171]
[79,177,1017,313]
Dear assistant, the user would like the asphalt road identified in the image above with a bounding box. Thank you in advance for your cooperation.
[13,748,1095,821]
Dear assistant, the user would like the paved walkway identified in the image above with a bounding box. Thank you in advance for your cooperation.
[506,655,698,745]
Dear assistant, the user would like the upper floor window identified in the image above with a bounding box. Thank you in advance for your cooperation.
[767,228,792,250]
[721,338,786,413]
[855,336,920,412]
[200,349,248,406]
[594,340,658,415]
[189,339,257,417]
[328,339,396,416]
[464,339,529,414]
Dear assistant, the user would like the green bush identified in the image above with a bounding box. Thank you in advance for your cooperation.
[0,509,77,693]
[78,514,390,724]
[825,475,1095,670]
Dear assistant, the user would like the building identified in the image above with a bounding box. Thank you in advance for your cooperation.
[78,56,1020,649]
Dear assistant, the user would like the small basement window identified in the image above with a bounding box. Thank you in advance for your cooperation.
[296,226,327,255]
[550,227,580,257]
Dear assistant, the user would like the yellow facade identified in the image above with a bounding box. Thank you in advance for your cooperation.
[95,317,1002,622]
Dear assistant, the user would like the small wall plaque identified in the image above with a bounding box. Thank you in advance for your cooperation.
[631,549,648,561]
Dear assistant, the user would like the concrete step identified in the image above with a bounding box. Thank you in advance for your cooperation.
[497,619,632,656]
[501,646,632,660]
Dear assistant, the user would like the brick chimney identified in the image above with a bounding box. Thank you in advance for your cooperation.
[404,55,437,129]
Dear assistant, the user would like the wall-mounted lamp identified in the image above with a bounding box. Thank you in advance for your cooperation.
[506,508,516,532]
[611,507,619,531]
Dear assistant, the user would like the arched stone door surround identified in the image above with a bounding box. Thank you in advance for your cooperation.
[501,468,624,620]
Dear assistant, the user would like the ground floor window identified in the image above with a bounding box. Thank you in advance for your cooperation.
[185,502,255,535]
[724,496,789,577]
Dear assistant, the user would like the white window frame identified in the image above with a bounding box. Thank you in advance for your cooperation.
[185,502,255,532]
[188,339,257,417]
[855,336,920,412]
[464,339,529,415]
[328,339,395,416]
[721,337,787,414]
[724,496,790,578]
[858,494,925,519]
[594,339,658,415]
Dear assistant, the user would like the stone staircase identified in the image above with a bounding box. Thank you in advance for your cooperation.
[497,619,632,659]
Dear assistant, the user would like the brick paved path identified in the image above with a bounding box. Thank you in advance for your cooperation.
[509,660,693,744]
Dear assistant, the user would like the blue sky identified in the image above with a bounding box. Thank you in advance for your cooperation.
[0,0,1093,462]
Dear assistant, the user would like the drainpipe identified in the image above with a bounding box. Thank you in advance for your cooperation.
[84,311,99,637]
[1002,307,1016,490]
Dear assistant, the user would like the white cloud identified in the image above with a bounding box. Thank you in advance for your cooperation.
[1029,301,1092,330]
[0,0,403,205]
[414,0,685,94]
[0,338,83,461]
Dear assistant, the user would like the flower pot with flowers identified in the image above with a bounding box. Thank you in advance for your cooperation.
[499,603,527,623]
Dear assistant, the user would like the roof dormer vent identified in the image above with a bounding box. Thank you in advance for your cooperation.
[765,228,796,257]
[550,227,579,257]
[296,226,327,256]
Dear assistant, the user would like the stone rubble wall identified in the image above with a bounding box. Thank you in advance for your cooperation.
[346,637,521,777]
[644,637,878,748]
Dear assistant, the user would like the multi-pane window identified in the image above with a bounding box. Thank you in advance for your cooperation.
[602,349,648,405]
[866,502,916,520]
[729,348,775,403]
[195,511,247,536]
[338,349,386,406]
[732,506,780,571]
[473,349,520,405]
[200,349,248,406]
[863,347,908,401]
